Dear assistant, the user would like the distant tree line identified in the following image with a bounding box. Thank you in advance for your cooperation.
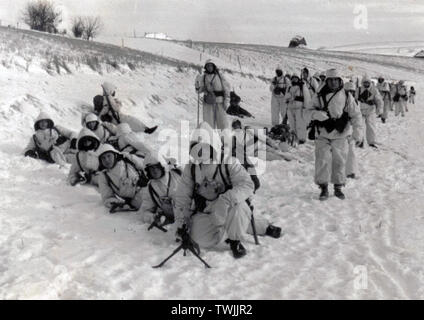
[71,16,103,41]
[21,0,103,40]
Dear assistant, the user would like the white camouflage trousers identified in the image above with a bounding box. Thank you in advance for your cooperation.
[314,136,348,185]
[271,95,287,126]
[287,107,307,142]
[346,136,357,176]
[190,202,268,248]
[203,102,229,129]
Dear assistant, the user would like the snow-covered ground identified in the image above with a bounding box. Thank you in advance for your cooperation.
[323,40,424,57]
[1,27,424,299]
[97,35,236,71]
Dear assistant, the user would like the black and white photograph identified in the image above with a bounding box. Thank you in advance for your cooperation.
[0,0,423,302]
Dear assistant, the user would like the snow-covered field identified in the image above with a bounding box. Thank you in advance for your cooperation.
[323,40,424,57]
[1,27,424,299]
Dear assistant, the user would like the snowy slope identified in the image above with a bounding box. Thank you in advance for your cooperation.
[97,35,236,71]
[1,27,424,299]
[323,41,424,57]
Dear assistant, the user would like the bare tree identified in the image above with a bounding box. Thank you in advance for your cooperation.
[82,16,103,41]
[21,0,62,33]
[71,17,84,38]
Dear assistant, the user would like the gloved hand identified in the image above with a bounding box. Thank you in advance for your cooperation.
[70,172,87,186]
[24,150,38,159]
[105,197,126,208]
[312,111,329,122]
[356,140,364,148]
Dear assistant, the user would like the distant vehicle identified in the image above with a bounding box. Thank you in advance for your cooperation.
[288,35,307,48]
[414,50,424,58]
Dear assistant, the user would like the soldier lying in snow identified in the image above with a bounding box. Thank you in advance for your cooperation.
[226,91,254,119]
[93,82,158,134]
[68,128,102,187]
[24,112,77,166]
[107,123,152,161]
[81,112,117,144]
[97,144,149,213]
[232,120,292,163]
[139,153,182,228]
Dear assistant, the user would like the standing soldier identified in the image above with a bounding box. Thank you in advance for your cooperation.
[344,82,359,179]
[312,72,323,90]
[376,76,392,123]
[409,86,416,105]
[284,74,311,144]
[356,75,383,148]
[301,67,320,96]
[270,66,288,126]
[307,69,363,200]
[195,59,231,129]
[393,80,408,117]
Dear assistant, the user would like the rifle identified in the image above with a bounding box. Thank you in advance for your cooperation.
[104,94,121,124]
[246,199,259,245]
[152,225,211,268]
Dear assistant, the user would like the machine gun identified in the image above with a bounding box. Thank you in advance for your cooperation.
[152,225,211,269]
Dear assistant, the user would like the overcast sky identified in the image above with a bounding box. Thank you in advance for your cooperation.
[1,0,423,47]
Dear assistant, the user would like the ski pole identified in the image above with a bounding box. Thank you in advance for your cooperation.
[197,91,200,126]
